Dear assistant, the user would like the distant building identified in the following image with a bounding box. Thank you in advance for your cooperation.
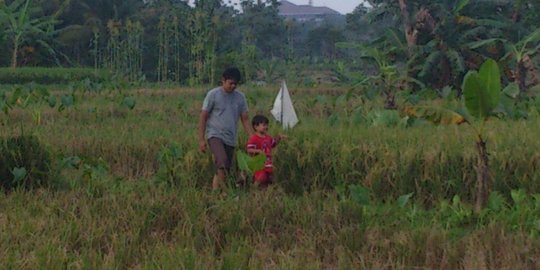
[278,0,341,22]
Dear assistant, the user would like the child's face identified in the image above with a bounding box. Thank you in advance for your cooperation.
[254,123,268,134]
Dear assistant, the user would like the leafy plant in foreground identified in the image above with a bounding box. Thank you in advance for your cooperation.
[0,135,52,190]
[236,151,265,175]
[403,58,503,212]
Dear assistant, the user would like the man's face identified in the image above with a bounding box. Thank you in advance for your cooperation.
[222,79,238,93]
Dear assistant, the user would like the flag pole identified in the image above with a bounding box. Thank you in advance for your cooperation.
[281,80,284,128]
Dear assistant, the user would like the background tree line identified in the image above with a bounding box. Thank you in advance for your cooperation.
[0,0,539,91]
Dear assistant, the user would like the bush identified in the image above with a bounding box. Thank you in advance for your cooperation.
[0,67,111,84]
[0,135,52,190]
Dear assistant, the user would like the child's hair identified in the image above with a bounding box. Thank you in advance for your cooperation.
[252,115,269,128]
[222,67,241,82]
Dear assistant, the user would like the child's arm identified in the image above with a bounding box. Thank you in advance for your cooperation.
[272,134,288,148]
[247,148,264,155]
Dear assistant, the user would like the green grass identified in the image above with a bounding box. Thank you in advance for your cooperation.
[0,85,539,268]
[1,185,539,269]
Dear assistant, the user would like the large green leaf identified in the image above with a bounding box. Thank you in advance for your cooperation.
[47,95,56,108]
[121,96,136,110]
[58,94,74,112]
[349,184,370,206]
[462,59,501,120]
[503,82,520,99]
[11,167,27,184]
[397,192,414,208]
[236,151,266,174]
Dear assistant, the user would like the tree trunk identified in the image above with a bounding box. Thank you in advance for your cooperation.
[384,91,397,110]
[512,0,523,22]
[523,55,539,90]
[11,38,19,68]
[475,137,490,213]
[515,59,527,95]
[398,0,416,52]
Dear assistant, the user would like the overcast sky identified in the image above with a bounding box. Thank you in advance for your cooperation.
[284,0,363,15]
[189,1,364,15]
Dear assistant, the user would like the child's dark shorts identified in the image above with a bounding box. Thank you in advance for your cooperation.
[208,137,234,170]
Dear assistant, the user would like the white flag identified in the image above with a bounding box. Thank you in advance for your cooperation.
[271,80,298,129]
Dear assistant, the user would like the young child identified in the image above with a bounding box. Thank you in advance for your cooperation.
[246,115,286,186]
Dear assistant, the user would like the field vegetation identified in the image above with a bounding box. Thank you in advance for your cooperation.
[1,84,540,268]
[1,0,540,268]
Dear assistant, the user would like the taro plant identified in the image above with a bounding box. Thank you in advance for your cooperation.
[403,58,503,212]
[236,151,266,186]
[157,143,184,186]
[0,135,52,190]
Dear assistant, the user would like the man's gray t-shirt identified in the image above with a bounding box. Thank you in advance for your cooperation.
[202,87,248,146]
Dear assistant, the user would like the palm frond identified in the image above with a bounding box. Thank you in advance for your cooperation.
[418,50,442,78]
[466,38,502,50]
[447,49,465,78]
[518,28,540,49]
[459,27,486,43]
[475,19,511,30]
[453,0,470,15]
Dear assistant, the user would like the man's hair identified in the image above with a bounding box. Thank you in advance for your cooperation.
[222,67,241,82]
[252,115,269,128]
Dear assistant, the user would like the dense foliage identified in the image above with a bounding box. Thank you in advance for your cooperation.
[1,1,539,268]
[0,0,537,92]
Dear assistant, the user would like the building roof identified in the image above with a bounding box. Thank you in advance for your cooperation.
[278,0,341,16]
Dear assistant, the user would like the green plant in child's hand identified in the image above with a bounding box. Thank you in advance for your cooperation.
[236,151,265,174]
[403,58,502,213]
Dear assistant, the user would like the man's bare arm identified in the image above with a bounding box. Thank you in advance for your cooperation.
[199,111,209,152]
[241,112,254,136]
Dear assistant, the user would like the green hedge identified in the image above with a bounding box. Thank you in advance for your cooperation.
[0,67,111,84]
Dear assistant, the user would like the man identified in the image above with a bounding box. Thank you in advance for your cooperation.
[198,67,253,191]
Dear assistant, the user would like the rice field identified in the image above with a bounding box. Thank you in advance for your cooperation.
[1,85,539,269]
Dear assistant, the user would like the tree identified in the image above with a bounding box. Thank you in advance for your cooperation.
[306,24,346,60]
[337,42,410,109]
[52,0,146,66]
[404,59,504,212]
[468,29,540,95]
[238,0,287,58]
[188,0,232,85]
[0,0,58,67]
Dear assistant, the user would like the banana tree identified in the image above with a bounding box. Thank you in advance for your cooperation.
[0,0,58,67]
[468,28,540,95]
[403,59,502,212]
[336,42,412,109]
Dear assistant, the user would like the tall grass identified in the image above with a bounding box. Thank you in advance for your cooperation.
[2,87,539,201]
[1,185,539,269]
[0,86,539,268]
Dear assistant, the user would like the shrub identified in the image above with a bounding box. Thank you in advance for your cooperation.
[0,135,52,190]
[0,67,111,84]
